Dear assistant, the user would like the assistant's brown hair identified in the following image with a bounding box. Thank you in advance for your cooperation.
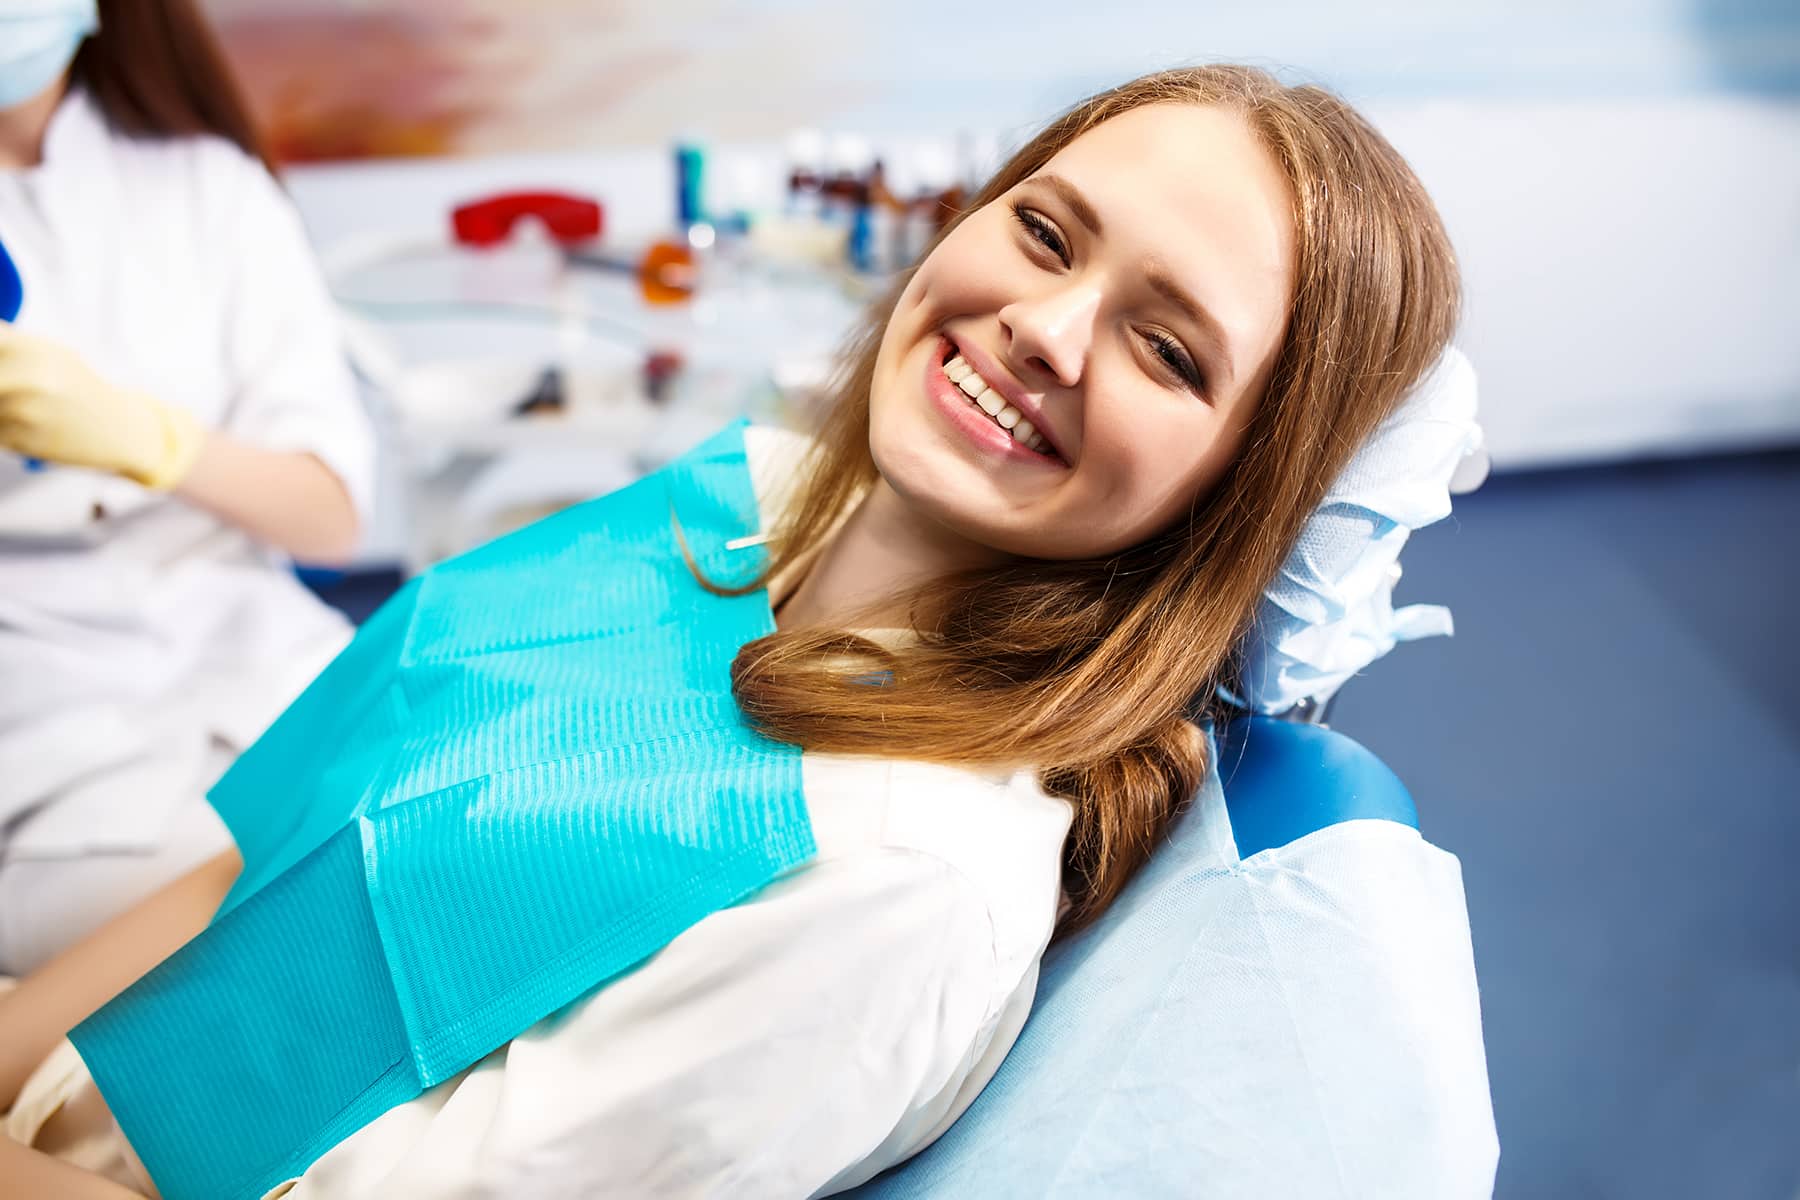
[71,0,276,176]
[729,65,1461,931]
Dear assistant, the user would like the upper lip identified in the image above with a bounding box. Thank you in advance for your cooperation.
[947,336,1068,462]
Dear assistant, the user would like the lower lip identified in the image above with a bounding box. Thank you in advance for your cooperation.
[923,337,1063,467]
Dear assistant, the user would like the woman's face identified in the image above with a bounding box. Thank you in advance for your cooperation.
[868,102,1296,562]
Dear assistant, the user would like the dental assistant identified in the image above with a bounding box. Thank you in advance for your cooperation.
[0,0,374,975]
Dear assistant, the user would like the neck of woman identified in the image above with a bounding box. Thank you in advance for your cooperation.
[0,75,68,170]
[773,479,1008,632]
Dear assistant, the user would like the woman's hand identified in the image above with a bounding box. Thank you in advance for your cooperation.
[0,327,204,490]
[0,326,363,562]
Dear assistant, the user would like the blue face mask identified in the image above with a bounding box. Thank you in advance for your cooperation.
[0,1,99,110]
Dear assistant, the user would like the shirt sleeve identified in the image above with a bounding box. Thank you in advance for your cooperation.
[209,145,376,525]
[281,848,1002,1200]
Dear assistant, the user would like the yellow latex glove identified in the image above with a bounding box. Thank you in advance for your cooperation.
[0,326,205,490]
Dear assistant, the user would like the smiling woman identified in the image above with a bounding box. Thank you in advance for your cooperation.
[868,103,1294,563]
[1,63,1481,1200]
[745,65,1458,929]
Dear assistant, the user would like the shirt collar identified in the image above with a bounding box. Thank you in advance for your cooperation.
[37,82,111,173]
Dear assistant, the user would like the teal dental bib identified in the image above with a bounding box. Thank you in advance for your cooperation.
[70,421,813,1200]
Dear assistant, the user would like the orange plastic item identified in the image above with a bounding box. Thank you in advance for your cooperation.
[637,241,695,305]
[565,241,696,306]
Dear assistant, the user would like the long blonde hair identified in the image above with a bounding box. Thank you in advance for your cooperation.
[729,65,1460,930]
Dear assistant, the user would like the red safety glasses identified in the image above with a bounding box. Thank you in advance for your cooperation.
[451,191,603,248]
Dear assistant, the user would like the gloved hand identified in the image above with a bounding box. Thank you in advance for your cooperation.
[0,326,205,490]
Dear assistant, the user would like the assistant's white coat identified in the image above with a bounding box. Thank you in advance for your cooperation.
[0,87,374,971]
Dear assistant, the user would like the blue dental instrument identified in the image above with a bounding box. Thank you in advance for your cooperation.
[0,234,44,471]
[0,234,20,322]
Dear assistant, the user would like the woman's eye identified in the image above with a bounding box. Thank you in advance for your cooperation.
[1011,205,1069,266]
[1146,331,1205,394]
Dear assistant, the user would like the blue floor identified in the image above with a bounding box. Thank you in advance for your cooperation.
[1330,449,1800,1200]
[310,448,1800,1198]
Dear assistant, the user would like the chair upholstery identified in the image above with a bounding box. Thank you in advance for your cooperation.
[849,717,1428,1198]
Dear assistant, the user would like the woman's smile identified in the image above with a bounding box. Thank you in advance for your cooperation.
[923,335,1069,468]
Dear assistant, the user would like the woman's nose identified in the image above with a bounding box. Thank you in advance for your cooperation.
[998,284,1101,388]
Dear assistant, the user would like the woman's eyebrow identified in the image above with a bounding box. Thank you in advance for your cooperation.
[1031,173,1104,237]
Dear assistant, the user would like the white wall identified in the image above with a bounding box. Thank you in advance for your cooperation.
[1368,95,1800,466]
[290,90,1800,472]
[279,0,1800,471]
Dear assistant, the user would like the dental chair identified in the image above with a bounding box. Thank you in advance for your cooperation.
[844,707,1483,1199]
[849,347,1500,1197]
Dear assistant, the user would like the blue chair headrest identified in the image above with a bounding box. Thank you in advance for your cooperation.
[1216,715,1418,858]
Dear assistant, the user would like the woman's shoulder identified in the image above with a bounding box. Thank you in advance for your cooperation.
[803,755,1072,866]
[743,421,812,466]
[802,754,1072,1006]
[60,89,283,243]
[58,88,252,182]
[743,422,813,527]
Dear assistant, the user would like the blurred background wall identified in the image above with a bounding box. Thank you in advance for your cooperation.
[204,0,1800,470]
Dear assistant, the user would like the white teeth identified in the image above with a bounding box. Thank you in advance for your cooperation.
[944,346,1057,457]
[1016,425,1050,453]
[944,348,990,396]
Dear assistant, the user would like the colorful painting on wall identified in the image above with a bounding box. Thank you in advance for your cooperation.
[201,0,869,161]
[202,0,1800,164]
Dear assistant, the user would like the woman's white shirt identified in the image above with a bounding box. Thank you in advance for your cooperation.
[282,425,1074,1197]
[0,86,373,853]
[283,757,1074,1200]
